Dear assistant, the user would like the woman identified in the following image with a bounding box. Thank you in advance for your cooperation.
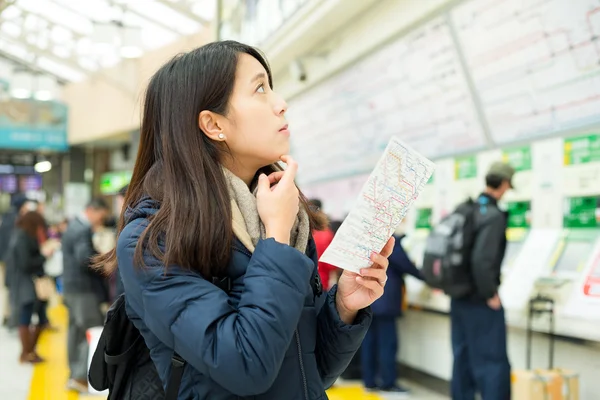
[6,211,51,363]
[94,41,394,399]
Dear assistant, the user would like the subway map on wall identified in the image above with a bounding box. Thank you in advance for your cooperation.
[288,0,600,185]
[452,0,600,144]
[288,16,486,184]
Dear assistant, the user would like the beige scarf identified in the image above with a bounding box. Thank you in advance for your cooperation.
[223,167,310,254]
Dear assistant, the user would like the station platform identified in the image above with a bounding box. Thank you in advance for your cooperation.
[0,300,446,400]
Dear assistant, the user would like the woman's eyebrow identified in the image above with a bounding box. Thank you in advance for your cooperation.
[251,72,267,83]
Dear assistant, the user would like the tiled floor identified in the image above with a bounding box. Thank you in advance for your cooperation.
[0,292,448,400]
[0,323,33,399]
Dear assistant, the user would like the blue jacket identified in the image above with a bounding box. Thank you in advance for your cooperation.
[370,235,423,317]
[117,198,372,399]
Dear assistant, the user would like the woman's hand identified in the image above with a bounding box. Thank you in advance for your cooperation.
[335,236,395,324]
[256,155,299,245]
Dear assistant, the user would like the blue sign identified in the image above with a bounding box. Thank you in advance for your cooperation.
[0,99,68,151]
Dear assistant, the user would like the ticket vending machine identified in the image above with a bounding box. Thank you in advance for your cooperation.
[527,195,600,340]
[501,201,531,278]
[535,196,600,303]
[403,207,435,308]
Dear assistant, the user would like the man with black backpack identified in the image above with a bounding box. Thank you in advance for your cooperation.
[450,161,514,400]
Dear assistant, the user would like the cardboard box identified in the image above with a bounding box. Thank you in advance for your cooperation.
[512,370,562,400]
[555,369,579,400]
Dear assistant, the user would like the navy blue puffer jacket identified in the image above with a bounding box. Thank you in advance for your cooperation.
[117,198,372,399]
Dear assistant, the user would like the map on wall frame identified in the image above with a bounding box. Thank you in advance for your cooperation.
[452,0,600,144]
[288,16,486,185]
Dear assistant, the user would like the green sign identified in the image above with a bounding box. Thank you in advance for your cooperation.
[454,155,477,180]
[507,201,531,228]
[564,133,600,165]
[563,196,599,228]
[415,208,433,229]
[427,173,434,185]
[502,146,532,172]
[100,171,132,195]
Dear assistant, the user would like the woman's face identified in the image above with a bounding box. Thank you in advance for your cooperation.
[217,53,290,170]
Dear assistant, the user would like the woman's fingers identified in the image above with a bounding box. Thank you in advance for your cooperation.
[360,266,388,287]
[356,275,385,292]
[360,266,388,283]
[380,236,395,258]
[279,155,298,186]
[267,171,285,185]
[369,252,389,270]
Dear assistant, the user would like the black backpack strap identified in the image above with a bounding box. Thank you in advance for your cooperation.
[164,352,186,400]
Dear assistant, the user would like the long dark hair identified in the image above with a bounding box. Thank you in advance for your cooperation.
[94,41,325,279]
[16,211,47,241]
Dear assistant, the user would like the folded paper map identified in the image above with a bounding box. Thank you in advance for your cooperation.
[319,136,436,273]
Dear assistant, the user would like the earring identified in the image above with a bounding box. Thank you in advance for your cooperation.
[218,133,225,140]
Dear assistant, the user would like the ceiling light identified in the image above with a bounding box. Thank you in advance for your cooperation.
[11,71,33,99]
[34,161,52,173]
[35,75,58,101]
[92,22,119,46]
[120,26,143,58]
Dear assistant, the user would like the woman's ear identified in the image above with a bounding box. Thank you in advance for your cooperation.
[199,110,226,141]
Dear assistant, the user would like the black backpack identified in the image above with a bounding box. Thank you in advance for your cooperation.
[421,199,478,298]
[89,277,232,400]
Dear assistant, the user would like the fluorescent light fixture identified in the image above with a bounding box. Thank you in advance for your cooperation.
[11,70,33,99]
[34,161,52,173]
[120,46,143,58]
[120,26,143,59]
[11,88,31,98]
[34,75,58,101]
[34,90,53,101]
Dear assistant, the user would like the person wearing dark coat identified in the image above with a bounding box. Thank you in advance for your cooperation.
[361,234,424,394]
[93,41,397,399]
[5,211,49,363]
[1,195,39,328]
[61,198,110,392]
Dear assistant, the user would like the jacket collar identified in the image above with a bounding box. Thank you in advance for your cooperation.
[478,192,499,207]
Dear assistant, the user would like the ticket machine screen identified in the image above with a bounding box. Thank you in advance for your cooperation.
[554,241,594,274]
[502,241,523,271]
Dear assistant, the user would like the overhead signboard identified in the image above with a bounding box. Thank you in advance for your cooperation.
[0,99,68,151]
[564,133,600,165]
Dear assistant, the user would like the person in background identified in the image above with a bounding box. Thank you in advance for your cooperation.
[61,198,110,393]
[5,211,53,363]
[33,201,59,333]
[361,228,424,395]
[309,199,339,291]
[451,161,514,400]
[1,195,39,328]
[329,219,343,235]
[48,219,68,240]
